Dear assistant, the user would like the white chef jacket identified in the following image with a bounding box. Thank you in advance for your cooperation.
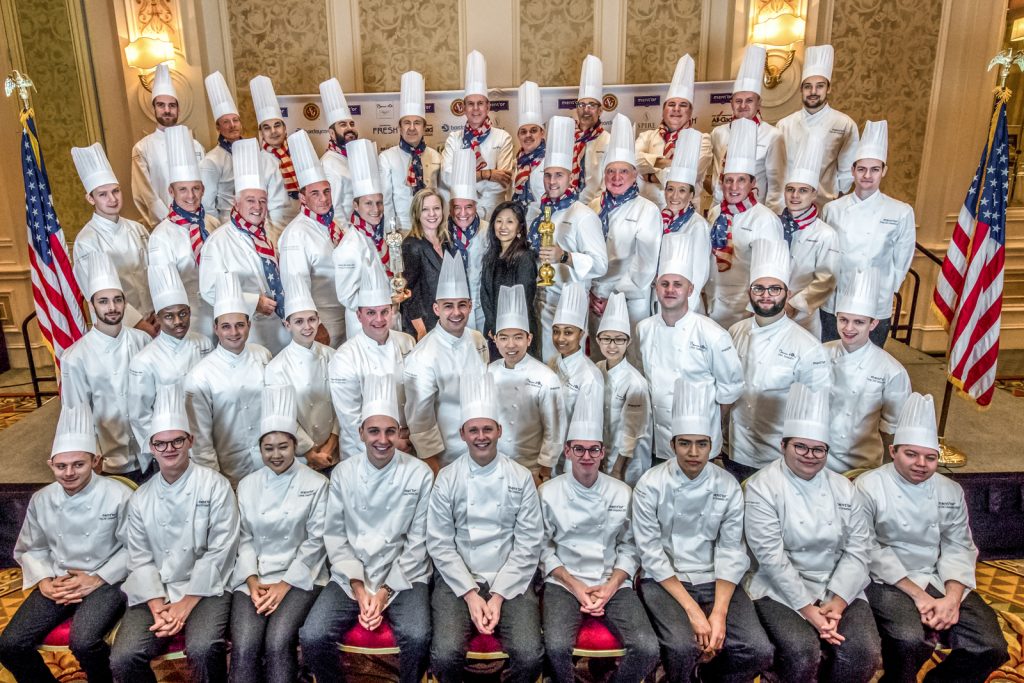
[636,311,744,459]
[549,347,605,426]
[632,460,748,586]
[324,450,433,600]
[776,104,860,205]
[329,329,415,460]
[200,144,291,226]
[856,464,977,595]
[15,475,132,589]
[539,472,639,589]
[321,146,355,221]
[232,461,329,593]
[520,162,546,226]
[132,128,206,228]
[148,213,221,338]
[744,459,872,613]
[454,220,492,332]
[440,127,515,220]
[598,359,652,486]
[710,120,787,215]
[379,144,442,230]
[61,326,151,473]
[258,148,300,240]
[825,340,911,472]
[265,340,338,458]
[658,213,713,313]
[588,193,663,308]
[728,316,830,468]
[332,226,384,342]
[128,331,213,472]
[278,211,346,345]
[185,344,272,485]
[821,190,916,319]
[488,356,565,472]
[576,130,610,207]
[74,213,154,320]
[704,203,784,330]
[427,453,543,599]
[635,127,713,210]
[404,325,488,465]
[787,217,839,337]
[199,218,290,354]
[122,461,239,606]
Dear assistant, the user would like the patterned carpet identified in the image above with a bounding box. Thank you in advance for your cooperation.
[0,396,51,432]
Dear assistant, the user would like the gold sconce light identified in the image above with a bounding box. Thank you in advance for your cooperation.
[751,1,806,89]
[124,36,175,92]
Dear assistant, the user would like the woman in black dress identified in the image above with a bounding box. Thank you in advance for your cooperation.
[401,188,455,339]
[479,200,539,360]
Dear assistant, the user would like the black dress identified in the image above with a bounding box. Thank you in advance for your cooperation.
[401,236,455,337]
[479,248,540,360]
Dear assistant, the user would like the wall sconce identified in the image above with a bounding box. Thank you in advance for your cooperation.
[124,36,175,92]
[751,1,806,89]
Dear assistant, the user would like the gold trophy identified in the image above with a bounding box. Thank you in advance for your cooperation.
[385,219,411,303]
[536,205,556,288]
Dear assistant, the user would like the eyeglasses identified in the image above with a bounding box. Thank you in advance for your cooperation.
[596,336,629,346]
[570,444,604,457]
[790,442,829,458]
[150,436,188,452]
[575,102,600,111]
[750,285,786,296]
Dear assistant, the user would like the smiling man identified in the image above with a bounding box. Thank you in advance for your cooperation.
[572,55,611,205]
[250,75,300,238]
[512,80,546,223]
[319,77,362,221]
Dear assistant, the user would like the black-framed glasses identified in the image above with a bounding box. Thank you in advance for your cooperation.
[575,102,600,110]
[150,436,188,452]
[596,336,629,347]
[750,285,786,296]
[570,444,604,457]
[791,442,829,458]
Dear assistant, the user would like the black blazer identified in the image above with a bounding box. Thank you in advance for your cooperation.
[401,236,456,336]
[480,248,540,358]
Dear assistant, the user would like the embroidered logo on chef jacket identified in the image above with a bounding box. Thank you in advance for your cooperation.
[689,341,708,352]
[507,484,523,495]
[609,504,627,512]
[402,487,420,496]
[776,349,796,361]
[829,127,846,135]
[880,218,899,226]
[867,374,886,384]
[526,379,543,389]
[298,488,317,497]
[100,512,118,521]
[837,501,852,511]
[196,499,211,508]
[713,493,729,502]
[938,501,959,509]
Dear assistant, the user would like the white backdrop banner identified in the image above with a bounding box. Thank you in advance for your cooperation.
[278,81,735,155]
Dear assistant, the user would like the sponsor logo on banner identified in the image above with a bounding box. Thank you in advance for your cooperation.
[451,98,465,116]
[710,93,733,104]
[372,125,399,135]
[558,98,577,110]
[279,107,288,118]
[711,112,733,127]
[490,100,510,112]
[350,105,362,115]
[303,103,320,121]
[377,102,396,121]
[602,93,618,111]
[634,95,660,107]
[425,103,435,114]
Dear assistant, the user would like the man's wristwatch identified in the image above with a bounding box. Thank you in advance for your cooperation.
[381,584,395,599]
[559,251,569,264]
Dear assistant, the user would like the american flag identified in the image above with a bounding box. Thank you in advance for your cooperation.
[20,110,86,366]
[932,96,1008,407]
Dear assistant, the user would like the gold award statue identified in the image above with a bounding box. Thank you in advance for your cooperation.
[536,204,556,287]
[385,219,411,303]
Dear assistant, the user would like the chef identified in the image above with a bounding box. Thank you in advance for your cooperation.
[426,372,545,683]
[710,45,786,214]
[548,282,604,433]
[530,115,608,362]
[130,64,205,228]
[705,117,785,331]
[538,384,660,683]
[821,120,915,346]
[745,383,881,682]
[512,80,546,224]
[250,74,300,238]
[776,45,860,207]
[60,253,151,481]
[199,138,290,354]
[278,129,346,346]
[319,77,359,220]
[488,284,564,483]
[0,404,131,683]
[110,383,239,683]
[264,275,338,473]
[636,233,742,464]
[185,272,272,486]
[404,251,489,473]
[440,50,514,220]
[298,374,433,683]
[856,393,1008,683]
[380,71,441,230]
[572,55,610,205]
[728,239,830,480]
[635,54,713,210]
[825,269,910,472]
[229,384,329,683]
[632,380,773,683]
[447,147,491,330]
[128,265,213,477]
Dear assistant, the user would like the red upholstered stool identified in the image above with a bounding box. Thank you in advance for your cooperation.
[39,618,73,651]
[466,631,508,661]
[339,621,401,655]
[156,632,188,661]
[572,616,626,658]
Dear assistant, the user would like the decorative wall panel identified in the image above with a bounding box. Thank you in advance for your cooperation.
[624,0,703,84]
[519,0,594,86]
[358,0,460,92]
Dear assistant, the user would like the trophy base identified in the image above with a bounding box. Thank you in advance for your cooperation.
[391,289,412,304]
[938,437,967,468]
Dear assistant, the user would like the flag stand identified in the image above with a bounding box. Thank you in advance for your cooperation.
[936,380,967,468]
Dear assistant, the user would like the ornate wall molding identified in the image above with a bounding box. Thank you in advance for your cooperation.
[357,0,460,92]
[624,0,704,85]
[519,0,594,86]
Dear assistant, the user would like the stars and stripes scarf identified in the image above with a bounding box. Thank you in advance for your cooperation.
[513,141,545,207]
[327,139,348,158]
[399,137,426,192]
[598,183,640,238]
[262,140,300,197]
[661,204,695,234]
[231,208,284,318]
[572,124,604,194]
[710,192,757,272]
[350,211,391,276]
[302,205,342,246]
[217,135,233,154]
[168,202,208,265]
[449,214,481,269]
[462,118,492,170]
[780,205,817,246]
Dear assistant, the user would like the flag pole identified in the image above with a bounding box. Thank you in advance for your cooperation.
[936,379,966,468]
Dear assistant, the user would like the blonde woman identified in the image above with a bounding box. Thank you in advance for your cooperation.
[402,189,456,338]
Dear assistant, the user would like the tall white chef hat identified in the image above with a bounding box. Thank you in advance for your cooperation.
[802,44,834,83]
[893,392,940,452]
[204,71,238,122]
[749,238,791,286]
[287,129,327,189]
[665,128,703,187]
[165,125,201,184]
[578,54,603,103]
[319,77,352,126]
[855,120,888,164]
[213,271,255,319]
[232,138,263,194]
[347,138,383,199]
[785,128,826,188]
[250,75,283,126]
[566,382,604,443]
[518,80,543,129]
[400,71,427,120]
[495,284,530,333]
[360,372,401,424]
[552,281,588,331]
[71,142,118,194]
[835,268,880,319]
[51,403,97,458]
[602,113,637,170]
[543,115,575,171]
[666,54,696,103]
[464,50,488,99]
[151,63,177,103]
[435,250,471,301]
[149,263,189,314]
[723,118,757,176]
[460,369,499,426]
[84,252,123,300]
[671,378,716,439]
[149,382,190,440]
[782,382,831,443]
[450,147,478,202]
[283,272,317,319]
[356,257,393,308]
[733,45,766,95]
[657,230,695,281]
[260,383,298,438]
[597,292,630,337]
